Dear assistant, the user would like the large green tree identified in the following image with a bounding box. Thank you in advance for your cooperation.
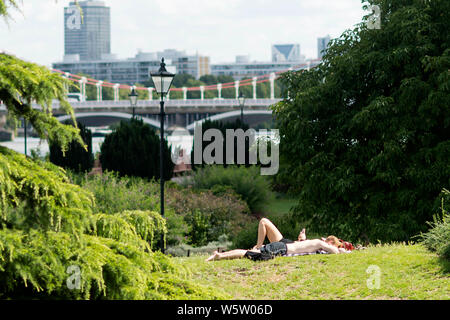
[273,0,450,242]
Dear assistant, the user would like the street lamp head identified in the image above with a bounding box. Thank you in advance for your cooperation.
[238,92,245,106]
[128,87,138,106]
[150,58,175,96]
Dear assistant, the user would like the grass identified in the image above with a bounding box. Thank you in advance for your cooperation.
[260,193,298,216]
[176,244,449,300]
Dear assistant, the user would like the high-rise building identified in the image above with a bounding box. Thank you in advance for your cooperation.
[64,0,111,61]
[317,35,331,59]
[271,44,304,62]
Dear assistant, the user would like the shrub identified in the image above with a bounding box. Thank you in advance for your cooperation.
[99,118,174,181]
[72,171,251,248]
[188,165,273,213]
[419,189,450,260]
[166,186,252,247]
[49,121,94,173]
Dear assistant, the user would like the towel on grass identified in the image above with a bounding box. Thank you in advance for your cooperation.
[283,250,352,257]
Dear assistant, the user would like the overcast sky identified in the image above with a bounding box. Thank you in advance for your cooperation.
[0,0,367,67]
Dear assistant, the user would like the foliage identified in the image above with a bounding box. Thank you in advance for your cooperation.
[419,189,450,260]
[0,147,223,299]
[100,118,174,181]
[49,121,94,173]
[190,119,252,170]
[188,165,273,214]
[70,171,251,248]
[0,53,84,154]
[272,0,450,242]
[166,186,251,246]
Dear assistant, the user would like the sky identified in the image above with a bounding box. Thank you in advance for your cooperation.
[0,0,367,68]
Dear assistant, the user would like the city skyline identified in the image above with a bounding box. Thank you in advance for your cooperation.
[0,0,367,67]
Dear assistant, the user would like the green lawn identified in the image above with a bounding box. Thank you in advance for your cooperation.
[177,244,449,300]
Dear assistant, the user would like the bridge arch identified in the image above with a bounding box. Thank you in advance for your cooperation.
[186,110,273,131]
[57,112,161,129]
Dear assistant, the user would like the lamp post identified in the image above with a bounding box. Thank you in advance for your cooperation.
[238,93,246,125]
[128,87,138,118]
[150,58,175,254]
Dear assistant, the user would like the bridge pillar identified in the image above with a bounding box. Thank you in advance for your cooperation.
[269,73,276,99]
[200,86,204,100]
[182,87,187,100]
[96,81,103,101]
[148,87,153,100]
[63,72,70,92]
[252,77,257,100]
[234,80,240,99]
[113,84,120,101]
[217,83,222,99]
[79,77,87,102]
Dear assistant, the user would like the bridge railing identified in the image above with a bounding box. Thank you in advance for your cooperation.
[0,99,282,111]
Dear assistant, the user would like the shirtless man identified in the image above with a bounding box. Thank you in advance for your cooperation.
[205,238,341,262]
[206,218,344,262]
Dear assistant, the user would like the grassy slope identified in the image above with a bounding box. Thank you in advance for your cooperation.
[178,244,449,300]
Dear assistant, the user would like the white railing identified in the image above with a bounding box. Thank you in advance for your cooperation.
[0,99,281,111]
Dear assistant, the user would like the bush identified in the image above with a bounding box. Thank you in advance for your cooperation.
[49,121,94,173]
[100,118,174,181]
[188,165,273,213]
[71,171,251,248]
[166,186,252,247]
[419,189,450,260]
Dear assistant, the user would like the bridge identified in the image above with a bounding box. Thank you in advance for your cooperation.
[0,98,280,130]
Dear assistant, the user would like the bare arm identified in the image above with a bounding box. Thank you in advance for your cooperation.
[319,241,340,254]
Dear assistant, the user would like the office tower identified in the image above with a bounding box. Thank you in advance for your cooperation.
[317,35,331,59]
[64,0,111,61]
[271,44,302,62]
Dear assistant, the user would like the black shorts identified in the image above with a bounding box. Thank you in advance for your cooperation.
[244,241,288,261]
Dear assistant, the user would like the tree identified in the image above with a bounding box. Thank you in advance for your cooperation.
[190,119,252,170]
[49,121,94,173]
[273,0,450,242]
[0,1,222,300]
[100,118,174,181]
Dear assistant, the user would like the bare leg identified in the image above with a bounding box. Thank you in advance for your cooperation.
[206,249,249,261]
[254,218,283,249]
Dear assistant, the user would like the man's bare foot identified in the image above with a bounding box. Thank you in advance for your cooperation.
[298,228,306,241]
[205,251,219,262]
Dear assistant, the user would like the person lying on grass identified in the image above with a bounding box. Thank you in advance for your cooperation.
[206,218,346,262]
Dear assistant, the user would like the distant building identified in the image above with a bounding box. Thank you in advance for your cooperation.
[211,55,314,80]
[53,52,176,85]
[271,44,304,62]
[64,0,111,61]
[317,35,331,59]
[155,49,210,79]
[173,55,211,79]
